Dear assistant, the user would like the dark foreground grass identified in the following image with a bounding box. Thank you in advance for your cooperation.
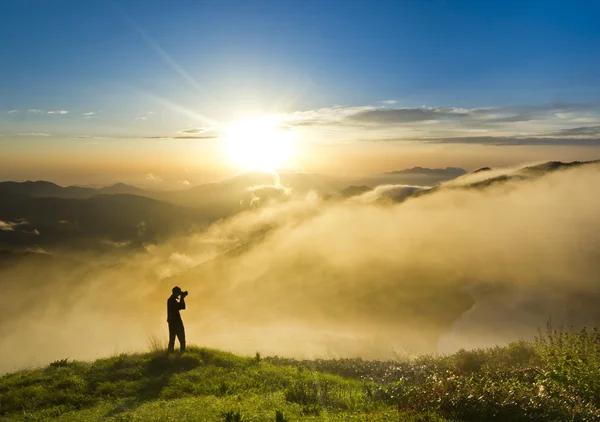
[1,328,599,421]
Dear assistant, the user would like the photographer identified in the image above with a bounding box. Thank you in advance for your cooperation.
[167,286,187,353]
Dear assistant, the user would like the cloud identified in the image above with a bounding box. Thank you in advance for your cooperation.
[283,105,501,127]
[347,105,576,125]
[13,109,69,115]
[0,220,28,231]
[526,101,598,113]
[282,105,375,127]
[423,136,600,146]
[178,180,191,186]
[83,112,95,117]
[179,127,208,134]
[135,111,154,121]
[0,221,19,231]
[4,162,600,369]
[23,246,50,255]
[552,125,600,136]
[173,135,218,139]
[143,134,218,140]
[484,113,536,123]
[156,252,200,279]
[354,184,426,203]
[277,101,600,147]
[17,132,51,137]
[145,173,162,182]
[349,107,473,124]
[163,161,600,356]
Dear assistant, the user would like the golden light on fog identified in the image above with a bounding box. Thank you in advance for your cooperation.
[223,117,294,172]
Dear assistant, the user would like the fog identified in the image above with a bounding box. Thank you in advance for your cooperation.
[1,162,600,372]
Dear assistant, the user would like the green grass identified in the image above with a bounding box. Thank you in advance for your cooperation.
[1,328,600,421]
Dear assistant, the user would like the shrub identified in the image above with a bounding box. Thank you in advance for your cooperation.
[49,359,70,368]
[221,409,242,422]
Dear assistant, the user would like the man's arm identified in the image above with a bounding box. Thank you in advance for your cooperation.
[179,297,186,310]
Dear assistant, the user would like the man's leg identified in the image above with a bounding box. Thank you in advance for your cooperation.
[168,323,176,353]
[176,323,186,352]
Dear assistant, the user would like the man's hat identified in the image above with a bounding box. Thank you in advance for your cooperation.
[172,286,182,295]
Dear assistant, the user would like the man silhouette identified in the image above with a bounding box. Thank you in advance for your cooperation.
[167,286,187,353]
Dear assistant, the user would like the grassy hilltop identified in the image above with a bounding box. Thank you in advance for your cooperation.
[1,328,600,422]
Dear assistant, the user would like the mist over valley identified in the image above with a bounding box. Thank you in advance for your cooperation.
[2,161,599,373]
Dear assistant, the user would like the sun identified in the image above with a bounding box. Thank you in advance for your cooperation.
[223,116,294,172]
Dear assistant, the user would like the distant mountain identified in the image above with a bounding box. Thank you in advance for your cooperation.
[521,160,596,174]
[0,192,208,252]
[0,181,146,200]
[0,181,93,199]
[352,160,600,205]
[278,171,344,194]
[0,171,347,252]
[97,183,148,196]
[152,171,344,212]
[384,167,467,177]
[0,172,343,212]
[353,166,467,187]
[408,160,600,201]
[460,160,600,190]
[339,185,373,198]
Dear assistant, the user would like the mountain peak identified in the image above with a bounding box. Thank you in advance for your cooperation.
[384,167,467,176]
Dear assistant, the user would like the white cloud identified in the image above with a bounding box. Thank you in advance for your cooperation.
[178,180,191,186]
[24,246,50,255]
[275,101,600,146]
[22,109,68,115]
[145,173,162,182]
[354,184,426,203]
[6,110,19,114]
[280,105,376,127]
[83,112,95,116]
[135,111,154,121]
[75,135,112,140]
[0,220,26,231]
[17,132,51,136]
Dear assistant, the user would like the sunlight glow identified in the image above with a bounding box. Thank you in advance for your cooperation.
[223,116,295,172]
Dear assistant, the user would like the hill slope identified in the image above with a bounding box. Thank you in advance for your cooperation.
[0,192,211,251]
[1,330,600,421]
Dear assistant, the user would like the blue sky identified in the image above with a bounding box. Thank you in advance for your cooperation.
[2,0,600,185]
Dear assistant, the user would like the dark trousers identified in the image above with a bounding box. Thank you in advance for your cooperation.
[168,321,186,352]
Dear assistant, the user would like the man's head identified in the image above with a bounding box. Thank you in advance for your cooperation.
[172,286,182,296]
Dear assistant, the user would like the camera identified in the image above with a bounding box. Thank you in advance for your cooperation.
[180,291,188,298]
